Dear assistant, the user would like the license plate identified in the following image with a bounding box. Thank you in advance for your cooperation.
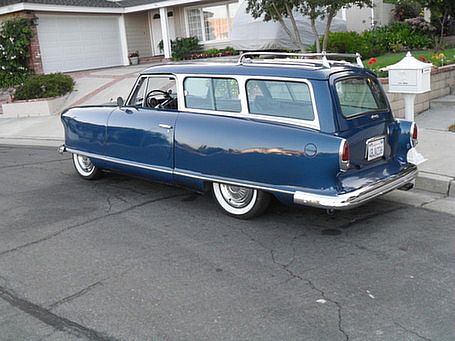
[366,138,384,161]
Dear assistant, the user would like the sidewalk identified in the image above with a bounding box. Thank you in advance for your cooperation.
[0,64,454,196]
[415,102,455,196]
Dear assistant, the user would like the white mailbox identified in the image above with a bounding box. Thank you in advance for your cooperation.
[387,51,432,94]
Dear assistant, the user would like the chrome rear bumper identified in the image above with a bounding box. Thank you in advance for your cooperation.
[293,165,418,210]
[57,144,66,154]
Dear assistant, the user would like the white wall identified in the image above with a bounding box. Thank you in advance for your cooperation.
[124,12,152,57]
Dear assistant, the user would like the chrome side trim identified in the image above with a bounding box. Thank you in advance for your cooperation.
[293,165,418,209]
[65,148,294,194]
[65,148,173,174]
[173,169,295,195]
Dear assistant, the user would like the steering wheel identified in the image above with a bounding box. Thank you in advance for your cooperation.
[145,89,171,108]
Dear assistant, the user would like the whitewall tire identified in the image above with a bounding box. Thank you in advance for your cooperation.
[72,153,102,180]
[212,182,271,219]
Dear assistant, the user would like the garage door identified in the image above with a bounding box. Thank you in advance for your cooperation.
[37,14,124,73]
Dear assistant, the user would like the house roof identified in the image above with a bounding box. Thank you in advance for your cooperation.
[0,0,120,7]
[0,0,169,9]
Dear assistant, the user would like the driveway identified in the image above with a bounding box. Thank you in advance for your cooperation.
[0,63,154,146]
[0,145,454,340]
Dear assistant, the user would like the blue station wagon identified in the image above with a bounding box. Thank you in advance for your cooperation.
[59,52,418,219]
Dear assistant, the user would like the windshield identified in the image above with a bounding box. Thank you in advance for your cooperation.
[335,77,388,118]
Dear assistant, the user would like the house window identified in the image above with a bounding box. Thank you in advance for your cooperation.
[186,2,239,42]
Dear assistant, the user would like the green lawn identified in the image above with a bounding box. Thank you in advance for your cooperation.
[365,48,455,76]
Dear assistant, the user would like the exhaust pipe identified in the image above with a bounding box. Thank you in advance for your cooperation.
[398,182,414,191]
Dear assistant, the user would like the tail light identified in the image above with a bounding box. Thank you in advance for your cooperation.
[411,122,418,147]
[339,139,350,171]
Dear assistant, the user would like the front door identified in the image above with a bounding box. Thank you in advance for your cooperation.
[105,75,179,182]
[150,9,176,55]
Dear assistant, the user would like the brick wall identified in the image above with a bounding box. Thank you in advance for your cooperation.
[0,11,43,74]
[381,64,455,118]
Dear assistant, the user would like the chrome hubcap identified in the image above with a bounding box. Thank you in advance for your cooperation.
[77,155,94,173]
[219,184,254,208]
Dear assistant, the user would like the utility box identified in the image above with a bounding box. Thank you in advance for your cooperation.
[387,52,432,94]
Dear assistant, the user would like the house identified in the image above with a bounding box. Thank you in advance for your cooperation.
[0,0,393,74]
[0,0,240,73]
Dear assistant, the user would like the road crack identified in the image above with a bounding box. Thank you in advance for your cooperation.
[48,280,104,310]
[0,193,186,258]
[394,321,432,341]
[238,226,349,341]
[0,285,117,340]
[272,254,349,341]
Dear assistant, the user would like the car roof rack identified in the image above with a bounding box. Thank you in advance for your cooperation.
[237,51,364,69]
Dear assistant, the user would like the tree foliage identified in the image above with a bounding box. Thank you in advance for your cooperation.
[246,0,373,52]
[417,0,455,48]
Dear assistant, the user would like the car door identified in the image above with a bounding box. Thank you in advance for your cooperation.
[105,75,178,182]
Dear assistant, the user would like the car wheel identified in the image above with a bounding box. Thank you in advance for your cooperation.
[72,153,102,180]
[212,182,271,219]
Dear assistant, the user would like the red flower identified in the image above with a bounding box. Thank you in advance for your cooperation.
[368,57,377,65]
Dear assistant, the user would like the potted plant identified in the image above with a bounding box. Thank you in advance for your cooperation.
[128,51,139,65]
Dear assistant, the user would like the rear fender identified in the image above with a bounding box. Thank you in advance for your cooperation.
[394,120,414,164]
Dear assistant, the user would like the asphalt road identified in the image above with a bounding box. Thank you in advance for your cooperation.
[0,144,454,341]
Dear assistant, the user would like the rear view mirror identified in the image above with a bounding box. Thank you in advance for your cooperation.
[117,97,124,107]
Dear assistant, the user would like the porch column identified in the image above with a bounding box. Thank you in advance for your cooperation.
[118,14,130,66]
[159,7,172,59]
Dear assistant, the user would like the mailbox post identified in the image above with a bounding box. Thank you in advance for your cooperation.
[386,51,432,121]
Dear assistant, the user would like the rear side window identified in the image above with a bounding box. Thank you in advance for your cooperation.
[184,77,241,112]
[246,80,314,121]
[335,77,388,118]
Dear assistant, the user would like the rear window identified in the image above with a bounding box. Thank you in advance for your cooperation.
[335,77,388,118]
[246,79,314,121]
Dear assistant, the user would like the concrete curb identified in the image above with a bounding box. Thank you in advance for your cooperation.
[415,171,454,196]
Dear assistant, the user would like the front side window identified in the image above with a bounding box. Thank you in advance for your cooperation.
[335,77,388,118]
[128,76,177,110]
[184,77,241,112]
[246,79,314,121]
[186,2,239,42]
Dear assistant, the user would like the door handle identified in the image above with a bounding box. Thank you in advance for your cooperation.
[159,124,173,129]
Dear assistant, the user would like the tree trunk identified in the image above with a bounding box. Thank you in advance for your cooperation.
[271,3,305,51]
[438,9,449,49]
[322,11,334,52]
[285,3,306,52]
[310,17,320,53]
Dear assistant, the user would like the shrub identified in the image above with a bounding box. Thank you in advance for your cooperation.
[171,37,202,61]
[0,18,33,88]
[362,22,433,56]
[14,73,74,100]
[310,31,371,57]
[222,46,237,55]
[405,17,436,34]
[205,48,221,56]
[392,0,421,21]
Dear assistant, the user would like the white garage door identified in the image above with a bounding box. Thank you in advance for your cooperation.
[37,14,124,73]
